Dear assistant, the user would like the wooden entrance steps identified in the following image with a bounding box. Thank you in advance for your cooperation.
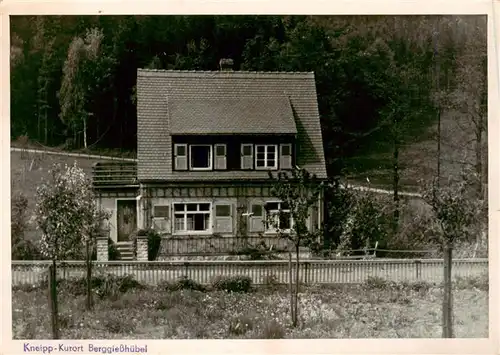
[116,241,135,261]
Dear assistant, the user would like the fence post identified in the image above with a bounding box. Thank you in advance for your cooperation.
[96,236,109,261]
[48,262,59,339]
[415,260,421,280]
[304,262,309,285]
[86,240,93,310]
[442,245,453,338]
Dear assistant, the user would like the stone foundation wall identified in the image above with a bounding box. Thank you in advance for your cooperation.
[136,237,149,261]
[96,237,109,261]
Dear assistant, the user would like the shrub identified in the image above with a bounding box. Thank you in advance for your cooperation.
[211,275,253,293]
[410,280,432,293]
[11,191,44,260]
[262,274,280,288]
[336,190,391,255]
[92,274,143,299]
[12,239,44,260]
[259,320,286,339]
[108,239,120,260]
[364,276,389,290]
[387,198,440,258]
[58,278,88,296]
[147,230,162,261]
[454,274,488,291]
[160,276,206,292]
[231,241,270,260]
[228,315,254,336]
[52,273,143,299]
[103,313,137,334]
[11,191,28,240]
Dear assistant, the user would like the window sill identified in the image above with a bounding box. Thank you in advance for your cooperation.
[255,167,278,171]
[189,167,213,171]
[264,230,293,235]
[172,231,213,236]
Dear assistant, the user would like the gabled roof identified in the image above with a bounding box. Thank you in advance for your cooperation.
[136,69,327,180]
[169,97,297,135]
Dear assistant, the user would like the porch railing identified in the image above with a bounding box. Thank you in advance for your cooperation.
[158,234,292,256]
[92,161,138,186]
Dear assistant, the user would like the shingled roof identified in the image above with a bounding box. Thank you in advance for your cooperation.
[169,97,297,135]
[136,69,327,181]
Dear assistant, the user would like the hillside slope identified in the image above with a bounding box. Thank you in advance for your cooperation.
[346,107,485,191]
[11,149,102,241]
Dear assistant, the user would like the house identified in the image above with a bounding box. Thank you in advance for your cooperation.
[92,59,328,260]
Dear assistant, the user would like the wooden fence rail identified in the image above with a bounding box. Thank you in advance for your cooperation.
[11,259,488,287]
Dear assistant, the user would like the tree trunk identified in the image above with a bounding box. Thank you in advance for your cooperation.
[434,19,441,189]
[96,115,100,144]
[436,108,441,189]
[475,120,483,199]
[37,108,41,142]
[86,240,93,310]
[44,106,48,145]
[73,122,77,149]
[288,249,295,326]
[83,116,88,149]
[442,243,453,338]
[392,133,400,235]
[293,243,300,328]
[49,260,59,339]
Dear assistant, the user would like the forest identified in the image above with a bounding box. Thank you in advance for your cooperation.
[10,15,487,184]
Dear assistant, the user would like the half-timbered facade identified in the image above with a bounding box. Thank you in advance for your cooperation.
[93,60,327,259]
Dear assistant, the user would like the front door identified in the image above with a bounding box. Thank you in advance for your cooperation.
[117,199,137,242]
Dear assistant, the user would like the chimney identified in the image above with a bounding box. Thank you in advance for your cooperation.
[219,58,234,71]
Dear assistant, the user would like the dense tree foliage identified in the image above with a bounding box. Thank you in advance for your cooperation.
[10,15,486,178]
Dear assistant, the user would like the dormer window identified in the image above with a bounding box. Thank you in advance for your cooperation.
[173,140,292,172]
[255,144,278,170]
[190,145,212,170]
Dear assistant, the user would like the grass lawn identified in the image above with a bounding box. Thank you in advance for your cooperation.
[12,277,488,339]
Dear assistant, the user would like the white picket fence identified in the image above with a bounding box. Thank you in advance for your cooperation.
[12,258,488,286]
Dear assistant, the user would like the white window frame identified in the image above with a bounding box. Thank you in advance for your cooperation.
[189,144,213,171]
[255,144,278,170]
[264,201,293,234]
[172,202,212,235]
